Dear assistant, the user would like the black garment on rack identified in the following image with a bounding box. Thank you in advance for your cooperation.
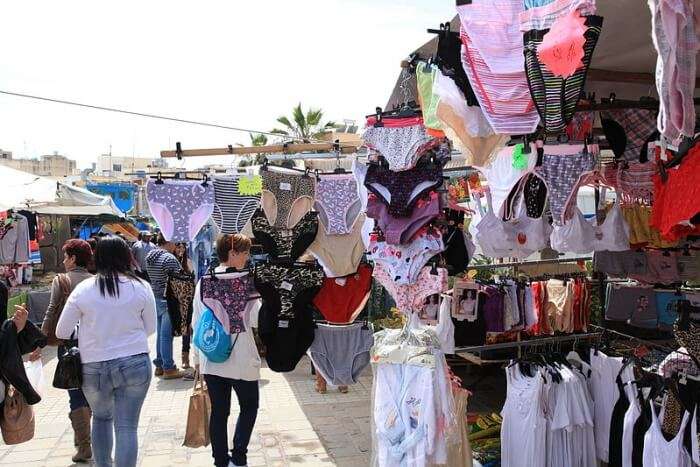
[441,223,470,275]
[608,374,630,467]
[17,210,37,241]
[435,28,479,107]
[257,301,315,373]
[632,401,653,467]
[453,290,486,347]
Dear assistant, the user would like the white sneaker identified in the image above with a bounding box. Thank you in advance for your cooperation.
[228,462,247,467]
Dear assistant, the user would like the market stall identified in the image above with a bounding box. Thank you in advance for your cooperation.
[148,1,699,465]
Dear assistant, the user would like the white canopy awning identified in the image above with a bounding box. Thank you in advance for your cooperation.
[0,165,124,217]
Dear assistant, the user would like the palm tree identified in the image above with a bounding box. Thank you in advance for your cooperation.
[271,103,336,142]
[239,133,269,167]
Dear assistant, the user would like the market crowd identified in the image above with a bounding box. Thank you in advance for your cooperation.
[3,230,258,467]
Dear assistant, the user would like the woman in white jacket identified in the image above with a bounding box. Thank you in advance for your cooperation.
[57,236,156,467]
[192,234,261,467]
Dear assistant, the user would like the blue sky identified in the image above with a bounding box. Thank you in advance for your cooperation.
[0,0,454,169]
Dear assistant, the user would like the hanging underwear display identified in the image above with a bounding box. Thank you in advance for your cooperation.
[368,228,445,285]
[364,162,444,218]
[307,213,366,278]
[260,169,315,229]
[308,323,374,386]
[251,209,318,261]
[146,179,215,242]
[313,174,361,235]
[458,0,541,135]
[523,15,603,133]
[253,263,324,320]
[200,274,251,333]
[312,263,373,324]
[366,191,441,245]
[211,175,261,234]
[362,123,438,172]
[257,300,315,373]
[373,263,448,314]
[601,109,658,162]
[535,147,595,223]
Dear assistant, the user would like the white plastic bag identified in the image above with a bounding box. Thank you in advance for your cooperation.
[24,359,45,397]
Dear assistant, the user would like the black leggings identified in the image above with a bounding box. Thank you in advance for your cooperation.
[204,374,260,467]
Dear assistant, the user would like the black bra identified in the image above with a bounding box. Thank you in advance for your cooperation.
[251,209,318,261]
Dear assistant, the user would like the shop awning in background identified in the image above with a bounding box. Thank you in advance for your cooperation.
[31,204,124,217]
[0,165,123,217]
[100,223,140,242]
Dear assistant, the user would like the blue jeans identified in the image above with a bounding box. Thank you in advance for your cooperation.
[82,353,151,467]
[153,299,175,370]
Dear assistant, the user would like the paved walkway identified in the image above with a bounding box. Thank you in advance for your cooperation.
[0,336,373,466]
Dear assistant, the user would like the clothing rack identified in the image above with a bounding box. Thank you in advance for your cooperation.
[455,331,602,355]
[466,256,592,270]
[160,141,359,159]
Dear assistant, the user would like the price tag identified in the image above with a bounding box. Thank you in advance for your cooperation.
[279,182,292,191]
[466,269,478,279]
[537,11,586,78]
[278,320,289,328]
[238,175,262,195]
[280,281,293,291]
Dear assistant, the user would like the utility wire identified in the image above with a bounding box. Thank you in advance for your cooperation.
[0,89,314,142]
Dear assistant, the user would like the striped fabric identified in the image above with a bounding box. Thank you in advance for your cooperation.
[524,16,603,133]
[145,249,182,298]
[649,0,697,141]
[519,0,597,31]
[211,175,260,234]
[457,0,540,135]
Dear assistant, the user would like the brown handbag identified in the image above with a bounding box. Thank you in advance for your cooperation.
[0,385,35,445]
[182,372,211,448]
[41,274,72,346]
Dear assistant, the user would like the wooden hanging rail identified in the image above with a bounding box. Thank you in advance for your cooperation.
[160,141,359,159]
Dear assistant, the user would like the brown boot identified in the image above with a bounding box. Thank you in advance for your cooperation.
[154,366,163,377]
[161,368,185,379]
[69,407,92,463]
[181,352,190,369]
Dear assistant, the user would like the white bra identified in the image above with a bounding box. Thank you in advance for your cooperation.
[590,197,630,252]
[501,173,552,258]
[474,189,515,258]
[550,207,594,254]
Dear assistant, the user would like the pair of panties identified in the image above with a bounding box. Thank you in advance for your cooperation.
[312,263,372,324]
[146,179,214,242]
[435,27,479,106]
[368,228,444,285]
[601,109,658,162]
[251,209,318,261]
[254,263,323,320]
[364,162,443,218]
[523,15,603,133]
[416,62,444,134]
[458,0,540,135]
[617,161,656,206]
[261,170,315,229]
[200,275,251,333]
[362,124,438,172]
[650,142,700,242]
[166,271,195,336]
[258,300,315,373]
[535,148,594,223]
[308,213,366,278]
[212,175,261,234]
[373,263,448,314]
[366,191,440,245]
[308,323,373,386]
[313,174,361,235]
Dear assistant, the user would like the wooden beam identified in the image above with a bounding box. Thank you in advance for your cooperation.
[160,142,359,158]
[587,68,700,88]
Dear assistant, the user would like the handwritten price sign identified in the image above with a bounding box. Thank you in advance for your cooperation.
[537,11,587,78]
